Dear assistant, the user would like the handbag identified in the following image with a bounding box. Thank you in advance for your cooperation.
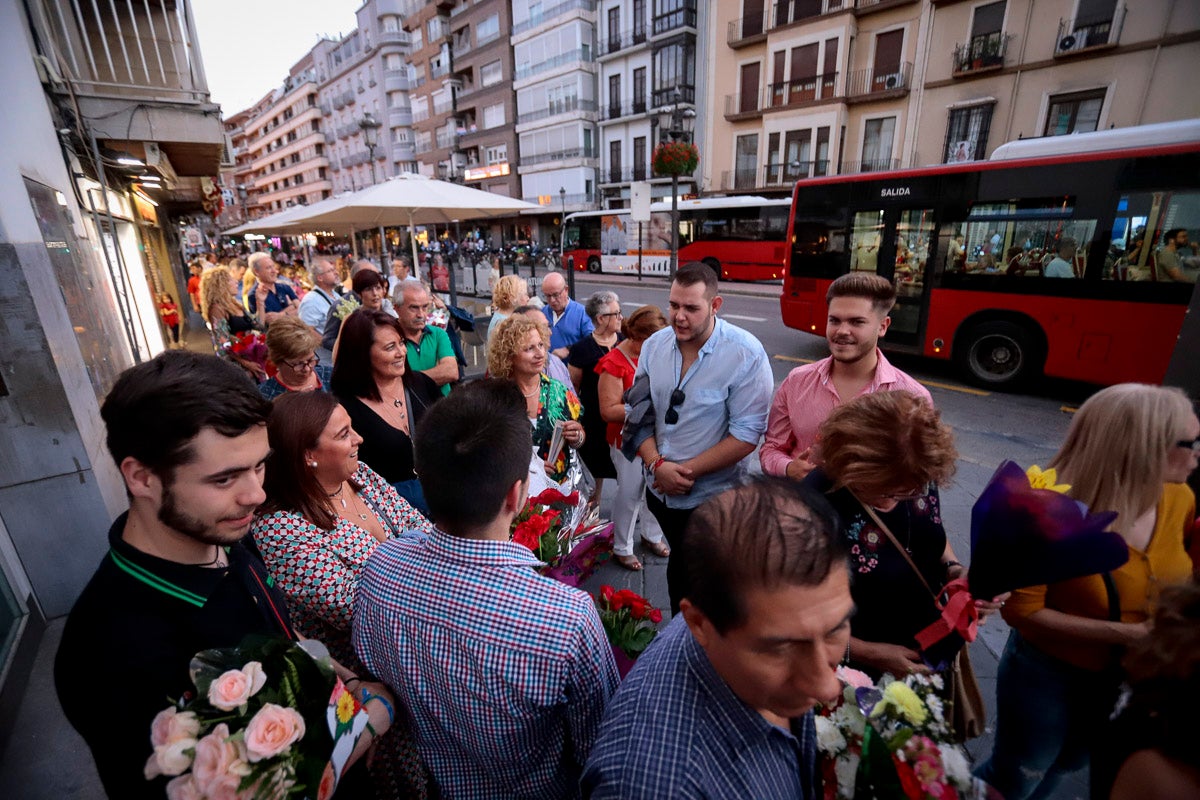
[857,499,987,741]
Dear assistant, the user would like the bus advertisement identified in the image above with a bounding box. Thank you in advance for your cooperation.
[562,196,790,281]
[781,120,1200,389]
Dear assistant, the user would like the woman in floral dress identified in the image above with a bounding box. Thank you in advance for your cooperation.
[252,390,433,799]
[199,265,265,381]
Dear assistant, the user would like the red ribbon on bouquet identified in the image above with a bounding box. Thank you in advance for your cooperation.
[914,577,979,651]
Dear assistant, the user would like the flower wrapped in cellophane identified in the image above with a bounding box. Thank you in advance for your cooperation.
[144,636,369,800]
[817,666,999,800]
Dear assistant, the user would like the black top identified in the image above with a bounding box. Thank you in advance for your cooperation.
[804,469,950,664]
[55,514,294,799]
[567,334,620,479]
[336,371,441,484]
[228,312,257,334]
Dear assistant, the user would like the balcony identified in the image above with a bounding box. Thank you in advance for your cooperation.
[319,102,332,115]
[451,34,472,60]
[414,138,435,155]
[853,0,918,15]
[843,158,902,173]
[514,48,590,82]
[324,132,336,144]
[377,30,410,47]
[436,131,457,149]
[728,0,847,48]
[384,69,410,92]
[334,95,346,110]
[953,33,1012,75]
[598,27,648,58]
[845,62,912,101]
[431,62,450,79]
[517,97,597,125]
[600,98,650,121]
[1055,6,1126,56]
[652,85,694,107]
[522,145,598,166]
[513,0,599,36]
[599,166,653,184]
[652,3,697,36]
[765,72,839,109]
[762,160,830,186]
[389,107,414,127]
[433,99,455,115]
[342,90,357,106]
[724,93,763,120]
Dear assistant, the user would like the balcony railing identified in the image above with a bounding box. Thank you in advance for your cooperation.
[767,72,838,108]
[762,160,830,185]
[845,62,912,99]
[652,85,695,107]
[653,3,697,36]
[431,63,450,79]
[843,157,902,173]
[953,33,1012,74]
[724,93,763,118]
[600,99,649,120]
[436,131,457,149]
[384,69,410,92]
[522,145,598,166]
[517,97,597,124]
[512,0,598,36]
[854,0,918,13]
[319,102,332,115]
[451,35,472,60]
[30,0,213,102]
[1055,6,1126,55]
[414,139,435,155]
[598,27,649,57]
[514,48,590,82]
[389,107,413,127]
[599,166,655,184]
[728,0,847,47]
[377,30,410,47]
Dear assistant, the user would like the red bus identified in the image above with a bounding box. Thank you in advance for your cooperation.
[563,196,790,281]
[781,120,1200,389]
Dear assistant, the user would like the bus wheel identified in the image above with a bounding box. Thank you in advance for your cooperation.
[587,257,601,274]
[957,320,1040,389]
[703,258,722,280]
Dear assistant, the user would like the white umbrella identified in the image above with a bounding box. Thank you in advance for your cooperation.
[282,173,541,278]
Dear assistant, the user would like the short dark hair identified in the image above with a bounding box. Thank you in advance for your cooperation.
[352,268,385,296]
[414,379,531,532]
[673,261,718,299]
[681,477,846,634]
[101,351,271,481]
[1165,228,1186,243]
[826,272,897,314]
[260,391,344,530]
[331,309,403,402]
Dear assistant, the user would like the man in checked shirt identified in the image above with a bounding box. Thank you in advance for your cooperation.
[354,379,618,798]
[583,477,853,799]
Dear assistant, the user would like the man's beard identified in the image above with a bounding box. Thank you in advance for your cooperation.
[157,484,248,546]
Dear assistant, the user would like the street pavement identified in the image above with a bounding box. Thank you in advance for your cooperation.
[0,271,1090,798]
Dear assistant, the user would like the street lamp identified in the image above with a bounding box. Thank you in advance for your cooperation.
[656,89,696,278]
[359,113,382,186]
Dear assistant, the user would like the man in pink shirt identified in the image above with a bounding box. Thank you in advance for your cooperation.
[761,273,931,479]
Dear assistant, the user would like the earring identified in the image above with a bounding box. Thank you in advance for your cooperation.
[309,461,318,468]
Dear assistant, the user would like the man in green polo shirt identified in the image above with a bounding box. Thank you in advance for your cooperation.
[397,281,459,396]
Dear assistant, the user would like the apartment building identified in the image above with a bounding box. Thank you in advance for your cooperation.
[914,0,1200,166]
[313,0,417,195]
[512,0,601,216]
[217,108,258,228]
[598,0,705,208]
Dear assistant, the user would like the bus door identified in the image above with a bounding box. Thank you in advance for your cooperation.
[848,205,936,348]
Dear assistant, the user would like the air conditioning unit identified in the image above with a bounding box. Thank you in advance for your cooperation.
[881,72,902,89]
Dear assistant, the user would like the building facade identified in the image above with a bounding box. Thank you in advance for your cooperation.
[512,0,601,217]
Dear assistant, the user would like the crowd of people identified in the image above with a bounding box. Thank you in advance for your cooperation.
[54,259,1199,800]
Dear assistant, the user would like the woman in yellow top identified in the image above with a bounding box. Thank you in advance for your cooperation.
[976,383,1198,800]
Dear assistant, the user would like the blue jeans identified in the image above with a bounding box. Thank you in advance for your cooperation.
[975,631,1117,800]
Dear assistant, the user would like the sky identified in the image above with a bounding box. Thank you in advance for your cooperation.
[192,0,363,114]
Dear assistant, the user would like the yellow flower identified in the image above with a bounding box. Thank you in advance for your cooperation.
[335,689,357,725]
[872,681,928,726]
[1026,465,1071,494]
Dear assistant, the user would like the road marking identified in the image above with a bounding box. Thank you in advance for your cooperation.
[773,356,991,397]
[621,302,644,307]
[723,314,767,322]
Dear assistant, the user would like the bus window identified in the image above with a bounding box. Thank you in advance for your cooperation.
[896,209,934,295]
[850,210,883,273]
[1148,191,1200,283]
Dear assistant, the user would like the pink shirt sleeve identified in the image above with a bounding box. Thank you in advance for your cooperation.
[760,374,799,476]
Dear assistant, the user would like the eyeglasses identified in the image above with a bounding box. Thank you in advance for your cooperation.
[1177,437,1200,453]
[598,311,623,319]
[664,388,686,425]
[282,354,320,371]
[545,287,569,300]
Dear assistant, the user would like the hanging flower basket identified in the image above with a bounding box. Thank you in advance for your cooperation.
[652,141,699,177]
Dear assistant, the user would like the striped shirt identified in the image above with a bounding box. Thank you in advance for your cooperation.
[582,615,818,800]
[353,528,619,799]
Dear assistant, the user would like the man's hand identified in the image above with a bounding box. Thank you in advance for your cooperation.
[652,461,694,496]
[784,448,817,481]
[854,640,930,677]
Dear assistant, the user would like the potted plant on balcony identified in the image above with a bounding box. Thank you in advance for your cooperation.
[652,140,700,177]
[982,35,1004,68]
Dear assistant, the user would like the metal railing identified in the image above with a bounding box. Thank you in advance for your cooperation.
[842,158,902,173]
[600,99,650,120]
[652,86,694,107]
[377,30,409,47]
[522,146,598,166]
[384,69,409,92]
[517,97,596,124]
[652,3,697,36]
[514,48,591,82]
[1055,6,1126,55]
[728,0,847,46]
[953,32,1011,74]
[599,166,652,184]
[389,107,413,127]
[598,27,648,57]
[29,0,212,102]
[845,62,912,98]
[766,72,838,107]
[762,160,829,185]
[854,0,917,11]
[512,0,597,36]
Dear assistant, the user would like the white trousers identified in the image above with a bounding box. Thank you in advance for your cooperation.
[610,443,665,556]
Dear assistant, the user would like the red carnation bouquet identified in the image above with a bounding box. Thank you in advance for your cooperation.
[226,331,273,379]
[596,585,662,677]
[652,140,699,176]
[511,488,581,566]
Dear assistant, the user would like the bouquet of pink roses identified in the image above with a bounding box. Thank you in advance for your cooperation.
[144,636,369,800]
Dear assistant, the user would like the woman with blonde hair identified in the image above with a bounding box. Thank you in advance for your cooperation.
[976,383,1197,800]
[488,314,584,484]
[487,274,530,338]
[258,316,332,399]
[199,265,263,379]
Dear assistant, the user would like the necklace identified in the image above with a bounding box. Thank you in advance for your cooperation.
[193,546,226,568]
[330,482,369,521]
